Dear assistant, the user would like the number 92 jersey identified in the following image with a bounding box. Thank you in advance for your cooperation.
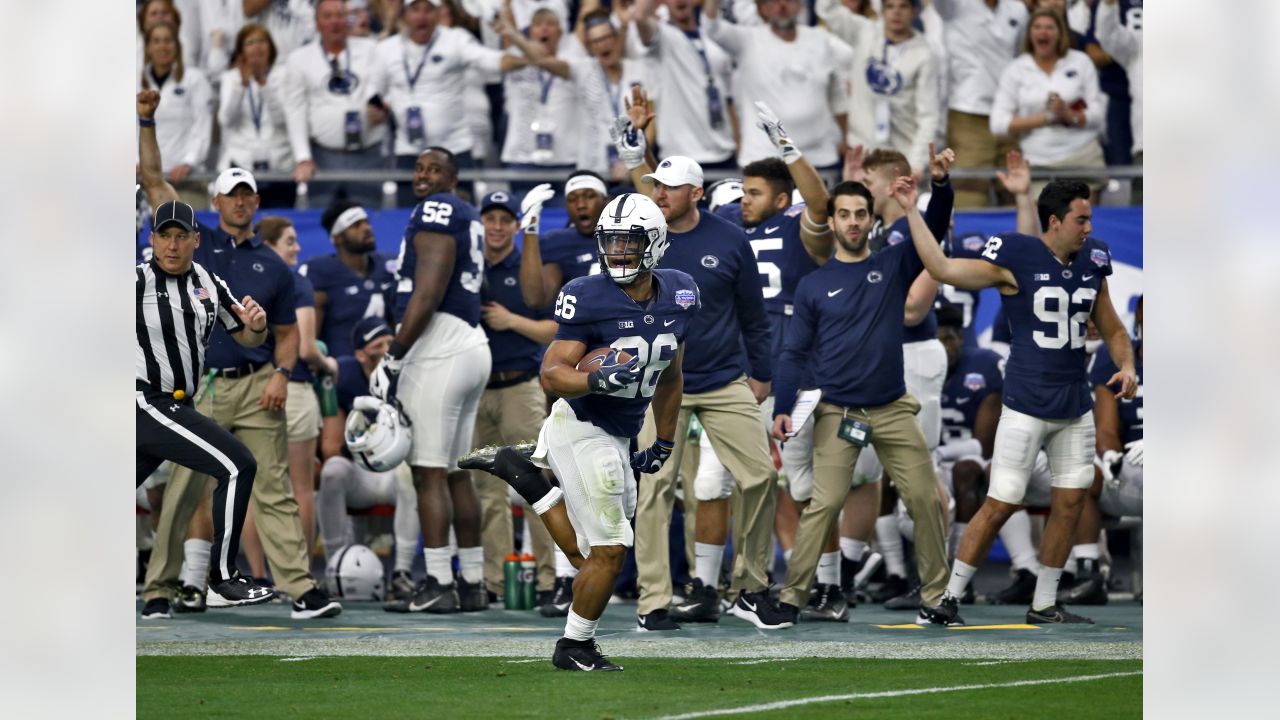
[394,193,485,326]
[981,232,1113,420]
[554,270,701,439]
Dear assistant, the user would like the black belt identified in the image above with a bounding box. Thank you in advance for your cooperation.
[487,368,538,390]
[136,379,193,403]
[211,360,270,379]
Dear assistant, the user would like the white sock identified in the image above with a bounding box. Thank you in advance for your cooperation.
[876,515,907,578]
[944,559,976,600]
[839,537,866,563]
[694,542,725,586]
[424,546,454,585]
[458,546,483,584]
[394,540,417,574]
[1074,542,1099,561]
[554,547,579,578]
[563,609,597,641]
[783,547,792,564]
[182,538,212,587]
[1033,566,1064,611]
[817,551,840,585]
[950,522,968,561]
[999,510,1041,573]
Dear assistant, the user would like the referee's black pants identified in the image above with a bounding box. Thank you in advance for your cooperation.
[136,388,255,584]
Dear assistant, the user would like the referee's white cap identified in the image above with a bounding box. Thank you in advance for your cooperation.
[214,167,258,196]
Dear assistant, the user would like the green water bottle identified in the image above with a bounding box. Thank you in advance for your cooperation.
[313,340,338,417]
[520,554,537,610]
[503,554,522,609]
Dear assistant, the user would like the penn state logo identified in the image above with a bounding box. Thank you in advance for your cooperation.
[866,58,904,96]
[659,159,673,169]
[490,191,509,203]
[643,314,655,325]
[964,372,986,392]
[504,276,517,286]
[431,55,444,63]
[364,279,374,290]
[1062,269,1073,279]
[174,86,185,96]
[252,262,265,273]
[867,270,884,283]
[700,255,719,268]
[328,70,361,95]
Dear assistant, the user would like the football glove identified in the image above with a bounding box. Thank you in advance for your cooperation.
[1100,449,1125,488]
[609,116,647,170]
[586,350,642,395]
[631,438,675,474]
[369,342,407,403]
[1123,439,1143,467]
[520,183,555,235]
[755,101,801,165]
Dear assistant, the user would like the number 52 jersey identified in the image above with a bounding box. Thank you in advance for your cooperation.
[553,270,701,439]
[394,192,485,327]
[980,232,1113,420]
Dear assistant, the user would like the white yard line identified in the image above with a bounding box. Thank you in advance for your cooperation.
[726,659,798,666]
[649,671,1143,720]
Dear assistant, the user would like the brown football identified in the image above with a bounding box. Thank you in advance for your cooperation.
[577,347,634,371]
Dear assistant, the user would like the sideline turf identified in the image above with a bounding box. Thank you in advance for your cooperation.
[136,656,1140,719]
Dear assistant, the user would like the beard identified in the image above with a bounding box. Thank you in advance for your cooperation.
[837,230,868,256]
[769,16,798,32]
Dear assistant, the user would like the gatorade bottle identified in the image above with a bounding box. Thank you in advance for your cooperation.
[520,554,537,610]
[504,553,523,609]
[313,340,338,417]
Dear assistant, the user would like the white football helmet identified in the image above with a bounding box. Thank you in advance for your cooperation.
[345,396,412,472]
[324,544,385,600]
[707,178,744,212]
[595,193,668,285]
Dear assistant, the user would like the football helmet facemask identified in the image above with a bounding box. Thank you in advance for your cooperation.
[595,193,668,285]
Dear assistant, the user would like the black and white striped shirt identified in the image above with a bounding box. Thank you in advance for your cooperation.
[136,260,245,395]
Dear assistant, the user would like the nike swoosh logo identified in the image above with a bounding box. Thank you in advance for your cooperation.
[765,226,780,234]
[664,319,676,327]
[740,599,757,612]
[409,595,443,611]
[572,659,596,671]
[956,398,970,405]
[1082,274,1094,281]
[827,289,844,297]
[676,603,701,612]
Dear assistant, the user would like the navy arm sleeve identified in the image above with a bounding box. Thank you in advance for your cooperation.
[924,177,954,244]
[772,284,817,418]
[734,237,774,382]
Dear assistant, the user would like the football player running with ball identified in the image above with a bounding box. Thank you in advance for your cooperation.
[897,177,1138,624]
[462,193,699,671]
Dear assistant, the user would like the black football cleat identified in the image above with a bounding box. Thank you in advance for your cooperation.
[172,584,206,614]
[637,609,681,631]
[457,578,489,612]
[884,584,921,611]
[800,583,849,622]
[458,443,536,474]
[670,579,721,623]
[291,587,343,619]
[1058,559,1109,606]
[408,577,460,614]
[727,590,795,629]
[916,596,965,626]
[539,576,575,617]
[552,638,623,672]
[141,598,171,619]
[206,573,276,608]
[987,568,1037,605]
[1027,603,1095,624]
[871,573,910,603]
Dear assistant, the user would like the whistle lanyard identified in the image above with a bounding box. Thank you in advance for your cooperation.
[322,44,351,79]
[246,81,265,134]
[683,29,715,86]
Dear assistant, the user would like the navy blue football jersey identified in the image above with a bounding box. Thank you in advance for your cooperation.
[940,347,1004,444]
[981,233,1114,419]
[395,192,485,326]
[744,203,820,319]
[940,231,988,348]
[553,270,701,439]
[298,252,397,358]
[540,227,601,284]
[1090,340,1142,443]
[713,202,743,225]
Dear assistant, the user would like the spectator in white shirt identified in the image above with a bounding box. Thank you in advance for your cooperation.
[577,8,654,180]
[140,22,214,185]
[499,9,583,185]
[631,0,739,169]
[704,0,850,171]
[1093,0,1141,202]
[990,8,1107,198]
[818,0,939,179]
[283,0,390,208]
[934,0,1027,207]
[244,0,321,58]
[219,25,297,208]
[137,0,201,80]
[374,0,531,204]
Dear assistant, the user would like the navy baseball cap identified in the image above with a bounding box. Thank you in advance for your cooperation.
[479,191,518,219]
[152,201,198,233]
[351,316,393,351]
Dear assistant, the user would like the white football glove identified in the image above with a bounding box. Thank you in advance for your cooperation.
[754,101,801,164]
[519,183,555,235]
[368,350,404,403]
[609,116,647,170]
[1100,449,1124,488]
[1123,439,1144,467]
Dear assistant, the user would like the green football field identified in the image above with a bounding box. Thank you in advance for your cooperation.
[137,599,1141,717]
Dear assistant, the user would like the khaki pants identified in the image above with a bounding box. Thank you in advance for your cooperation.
[634,377,777,615]
[471,376,555,594]
[143,365,315,600]
[780,395,949,607]
[947,110,1020,209]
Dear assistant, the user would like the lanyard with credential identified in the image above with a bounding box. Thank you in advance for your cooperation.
[402,33,438,91]
[538,69,555,106]
[598,64,622,117]
[322,44,351,79]
[246,81,265,134]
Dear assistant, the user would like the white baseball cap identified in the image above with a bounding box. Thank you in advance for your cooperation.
[214,167,258,195]
[642,156,704,189]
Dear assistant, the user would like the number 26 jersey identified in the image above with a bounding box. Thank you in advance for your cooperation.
[980,232,1113,420]
[553,270,701,439]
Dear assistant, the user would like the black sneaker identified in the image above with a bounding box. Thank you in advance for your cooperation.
[1058,560,1109,606]
[637,609,681,631]
[551,637,623,672]
[408,577,460,614]
[727,590,795,629]
[291,587,343,619]
[670,579,721,623]
[871,573,910,603]
[206,574,276,608]
[800,584,848,622]
[458,442,536,473]
[916,596,965,626]
[1027,603,1094,624]
[884,584,921,611]
[960,584,976,605]
[535,589,554,608]
[172,584,206,614]
[540,576,574,617]
[141,598,171,619]
[457,578,489,612]
[987,568,1037,605]
[840,551,883,606]
[388,570,416,602]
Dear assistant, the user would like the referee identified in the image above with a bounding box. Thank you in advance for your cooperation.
[136,200,276,616]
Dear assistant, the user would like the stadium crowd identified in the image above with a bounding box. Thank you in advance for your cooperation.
[135,0,1142,671]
